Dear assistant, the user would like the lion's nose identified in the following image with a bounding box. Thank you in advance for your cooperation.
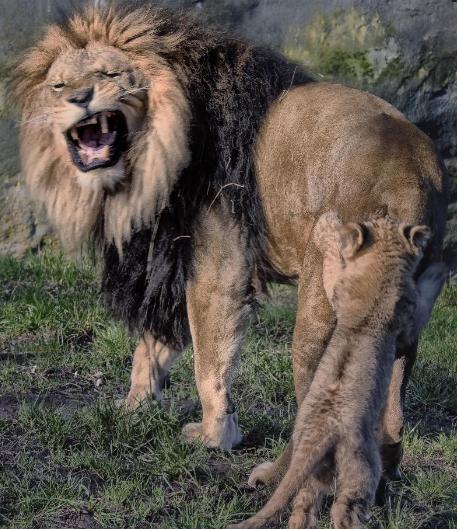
[67,87,94,108]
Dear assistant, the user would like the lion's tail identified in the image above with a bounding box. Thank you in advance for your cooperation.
[239,428,335,528]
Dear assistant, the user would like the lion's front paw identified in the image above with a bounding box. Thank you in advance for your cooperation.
[247,461,275,488]
[182,412,242,450]
[288,488,319,529]
[117,395,143,411]
[117,386,163,412]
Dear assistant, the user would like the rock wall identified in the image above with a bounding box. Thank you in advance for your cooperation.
[0,0,456,270]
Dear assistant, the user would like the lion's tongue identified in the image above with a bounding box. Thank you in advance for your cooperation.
[79,145,110,165]
[78,127,116,165]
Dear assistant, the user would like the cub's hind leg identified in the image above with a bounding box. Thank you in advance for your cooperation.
[288,480,321,529]
[123,332,180,409]
[183,208,252,449]
[331,438,381,529]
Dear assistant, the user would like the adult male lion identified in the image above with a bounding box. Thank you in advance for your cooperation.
[14,4,447,480]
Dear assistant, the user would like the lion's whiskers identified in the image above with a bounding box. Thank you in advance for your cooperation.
[122,86,150,96]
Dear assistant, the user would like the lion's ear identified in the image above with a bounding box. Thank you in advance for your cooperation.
[401,224,432,254]
[337,222,367,259]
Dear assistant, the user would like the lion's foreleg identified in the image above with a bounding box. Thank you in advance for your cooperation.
[123,332,180,409]
[182,209,251,449]
[249,244,335,485]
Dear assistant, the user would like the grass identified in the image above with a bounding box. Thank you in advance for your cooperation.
[0,250,456,529]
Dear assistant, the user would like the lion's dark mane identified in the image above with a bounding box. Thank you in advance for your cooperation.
[101,4,312,350]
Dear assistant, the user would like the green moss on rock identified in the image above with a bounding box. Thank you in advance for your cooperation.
[319,48,374,82]
[282,8,402,87]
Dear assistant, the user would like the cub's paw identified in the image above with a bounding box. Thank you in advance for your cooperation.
[331,499,368,529]
[117,397,143,411]
[247,461,275,488]
[182,412,242,450]
[288,510,318,529]
[288,489,319,529]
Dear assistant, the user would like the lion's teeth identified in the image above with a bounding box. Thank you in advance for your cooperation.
[70,128,79,141]
[100,113,109,134]
[101,145,110,159]
[77,116,97,126]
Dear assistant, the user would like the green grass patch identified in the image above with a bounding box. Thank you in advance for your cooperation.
[0,250,456,528]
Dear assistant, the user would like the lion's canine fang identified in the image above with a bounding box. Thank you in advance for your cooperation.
[100,113,109,134]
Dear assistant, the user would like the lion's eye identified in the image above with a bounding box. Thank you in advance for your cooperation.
[104,71,121,78]
[51,82,66,92]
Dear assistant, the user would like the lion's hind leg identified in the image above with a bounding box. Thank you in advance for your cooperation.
[123,332,180,409]
[248,442,293,488]
[381,263,447,478]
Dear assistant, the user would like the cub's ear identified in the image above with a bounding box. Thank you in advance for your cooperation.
[401,224,432,254]
[313,211,342,251]
[337,222,367,259]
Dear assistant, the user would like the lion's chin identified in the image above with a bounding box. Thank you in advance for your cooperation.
[75,158,127,192]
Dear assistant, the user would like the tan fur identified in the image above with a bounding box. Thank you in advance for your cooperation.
[15,7,190,252]
[228,214,446,529]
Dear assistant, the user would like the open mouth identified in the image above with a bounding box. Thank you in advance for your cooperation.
[66,111,128,172]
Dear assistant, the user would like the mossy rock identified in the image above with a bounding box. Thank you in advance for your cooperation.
[0,175,50,257]
[281,8,400,87]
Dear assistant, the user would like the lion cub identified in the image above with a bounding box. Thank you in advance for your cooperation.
[229,213,446,529]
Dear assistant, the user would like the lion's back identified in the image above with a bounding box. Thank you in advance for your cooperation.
[255,82,448,275]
